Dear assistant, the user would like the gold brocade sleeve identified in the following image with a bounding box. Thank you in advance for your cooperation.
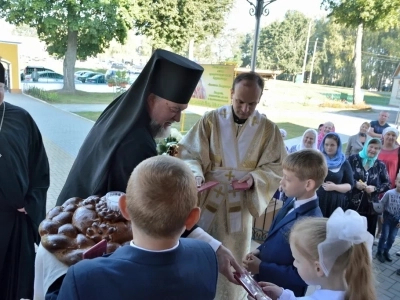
[177,111,214,179]
[246,120,287,218]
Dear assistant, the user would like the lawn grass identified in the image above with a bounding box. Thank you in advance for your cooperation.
[175,112,202,133]
[50,90,115,104]
[74,111,203,134]
[75,67,107,74]
[268,80,391,106]
[74,111,101,121]
[275,122,309,139]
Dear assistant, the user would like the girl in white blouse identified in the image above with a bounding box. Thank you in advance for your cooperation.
[253,208,376,300]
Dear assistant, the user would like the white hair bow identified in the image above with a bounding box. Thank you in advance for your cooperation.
[317,208,373,276]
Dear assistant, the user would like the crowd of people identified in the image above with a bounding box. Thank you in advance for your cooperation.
[1,49,399,300]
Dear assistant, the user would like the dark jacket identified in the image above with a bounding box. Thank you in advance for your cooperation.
[57,239,218,300]
[255,198,322,297]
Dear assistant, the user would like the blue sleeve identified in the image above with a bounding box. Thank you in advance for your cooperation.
[380,191,390,208]
[258,261,306,289]
[57,267,80,300]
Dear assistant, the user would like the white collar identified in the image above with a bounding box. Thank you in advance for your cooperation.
[294,194,317,209]
[129,241,179,253]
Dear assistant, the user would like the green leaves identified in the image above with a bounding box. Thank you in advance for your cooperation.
[322,0,400,30]
[132,0,233,52]
[241,10,311,74]
[0,0,134,60]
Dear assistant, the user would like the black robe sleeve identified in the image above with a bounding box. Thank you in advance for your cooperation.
[107,128,157,193]
[24,115,50,243]
[341,160,354,189]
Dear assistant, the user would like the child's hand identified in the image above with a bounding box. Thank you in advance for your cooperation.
[397,223,400,229]
[257,282,283,300]
[243,254,261,275]
[245,249,260,260]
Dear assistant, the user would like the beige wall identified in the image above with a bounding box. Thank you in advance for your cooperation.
[0,41,21,93]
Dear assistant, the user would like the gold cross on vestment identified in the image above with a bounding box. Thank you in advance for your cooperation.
[251,116,259,126]
[225,171,235,181]
[228,189,237,197]
[215,186,224,198]
[220,109,227,118]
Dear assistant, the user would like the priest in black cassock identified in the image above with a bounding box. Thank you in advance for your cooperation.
[56,49,204,203]
[51,49,242,295]
[0,62,50,300]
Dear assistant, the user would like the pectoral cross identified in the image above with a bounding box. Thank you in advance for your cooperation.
[220,109,227,118]
[251,116,259,126]
[225,171,235,181]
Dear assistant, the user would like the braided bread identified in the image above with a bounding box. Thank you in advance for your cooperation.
[39,194,132,266]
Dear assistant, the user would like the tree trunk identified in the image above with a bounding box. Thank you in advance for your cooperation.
[352,23,363,104]
[188,39,195,60]
[62,30,78,92]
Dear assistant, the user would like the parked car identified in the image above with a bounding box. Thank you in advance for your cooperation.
[111,63,125,70]
[74,70,93,78]
[105,69,117,80]
[76,72,101,83]
[22,66,55,81]
[25,71,82,83]
[86,74,106,84]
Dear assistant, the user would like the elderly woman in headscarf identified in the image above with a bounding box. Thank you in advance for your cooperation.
[317,132,354,217]
[378,127,400,188]
[288,128,318,154]
[279,128,289,153]
[345,121,370,158]
[317,121,335,148]
[347,138,390,236]
[376,127,400,243]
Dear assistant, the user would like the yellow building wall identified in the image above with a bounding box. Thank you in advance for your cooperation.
[0,42,21,93]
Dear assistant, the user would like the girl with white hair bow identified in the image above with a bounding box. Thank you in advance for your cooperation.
[252,208,376,300]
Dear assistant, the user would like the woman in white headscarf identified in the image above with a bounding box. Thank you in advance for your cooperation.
[288,129,318,153]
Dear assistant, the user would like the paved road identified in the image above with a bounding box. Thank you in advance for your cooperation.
[6,92,400,298]
[22,82,126,93]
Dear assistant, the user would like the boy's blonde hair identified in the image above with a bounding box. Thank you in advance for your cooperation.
[290,218,376,300]
[283,149,328,188]
[126,155,197,238]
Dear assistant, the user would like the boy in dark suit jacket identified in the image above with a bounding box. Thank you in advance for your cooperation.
[57,156,218,300]
[243,149,328,297]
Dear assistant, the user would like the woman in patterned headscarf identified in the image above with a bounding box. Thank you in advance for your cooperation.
[347,138,390,236]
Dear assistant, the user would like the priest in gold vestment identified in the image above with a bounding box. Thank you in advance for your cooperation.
[178,72,287,299]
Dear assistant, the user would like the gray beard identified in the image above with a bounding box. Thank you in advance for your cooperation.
[150,120,171,139]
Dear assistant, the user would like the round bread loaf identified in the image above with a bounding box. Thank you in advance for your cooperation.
[40,193,132,266]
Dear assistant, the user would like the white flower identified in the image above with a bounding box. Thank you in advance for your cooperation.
[170,128,183,142]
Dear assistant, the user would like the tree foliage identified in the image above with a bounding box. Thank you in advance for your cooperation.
[321,0,400,30]
[241,11,310,74]
[321,0,400,103]
[239,11,400,90]
[0,0,134,92]
[132,0,234,52]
